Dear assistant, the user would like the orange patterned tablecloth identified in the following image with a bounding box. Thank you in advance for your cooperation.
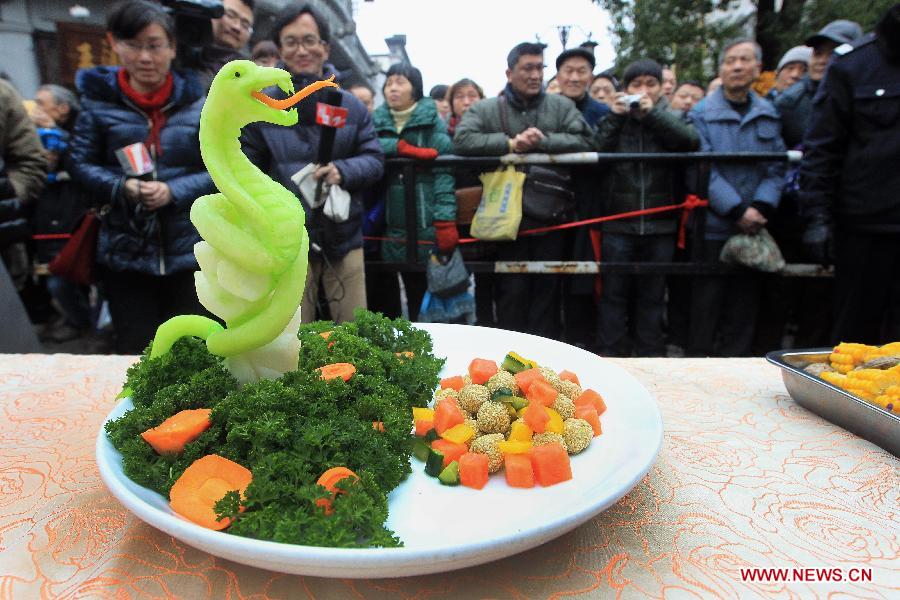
[1,354,897,599]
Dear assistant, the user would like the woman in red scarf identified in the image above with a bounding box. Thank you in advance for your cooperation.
[68,1,215,354]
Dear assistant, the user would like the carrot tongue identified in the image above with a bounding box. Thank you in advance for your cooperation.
[251,75,338,110]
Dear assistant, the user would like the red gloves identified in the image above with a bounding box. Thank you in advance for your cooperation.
[433,221,459,255]
[397,139,438,160]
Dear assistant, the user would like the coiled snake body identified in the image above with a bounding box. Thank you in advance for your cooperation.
[149,61,337,383]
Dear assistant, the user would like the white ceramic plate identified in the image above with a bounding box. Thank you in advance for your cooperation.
[96,323,663,578]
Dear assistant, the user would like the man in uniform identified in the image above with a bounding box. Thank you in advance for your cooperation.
[800,3,900,343]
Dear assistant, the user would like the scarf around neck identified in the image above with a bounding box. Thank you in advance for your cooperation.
[118,69,174,157]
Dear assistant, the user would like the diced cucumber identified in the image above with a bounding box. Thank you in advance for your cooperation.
[438,461,460,486]
[504,396,528,411]
[411,438,431,462]
[491,386,514,402]
[501,351,536,374]
[424,428,439,443]
[500,353,529,374]
[425,448,445,477]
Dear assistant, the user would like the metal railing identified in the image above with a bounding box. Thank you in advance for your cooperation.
[369,151,831,277]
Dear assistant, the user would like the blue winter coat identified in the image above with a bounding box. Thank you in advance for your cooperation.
[67,66,213,275]
[688,89,786,240]
[240,65,385,259]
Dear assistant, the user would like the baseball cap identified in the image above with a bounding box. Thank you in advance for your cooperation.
[804,19,863,47]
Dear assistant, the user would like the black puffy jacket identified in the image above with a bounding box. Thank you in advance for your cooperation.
[240,64,384,259]
[67,66,214,275]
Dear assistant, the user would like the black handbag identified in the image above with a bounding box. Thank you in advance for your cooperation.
[498,96,576,224]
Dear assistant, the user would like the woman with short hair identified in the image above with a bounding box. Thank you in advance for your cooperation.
[68,0,214,353]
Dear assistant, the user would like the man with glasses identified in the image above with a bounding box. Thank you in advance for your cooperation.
[453,42,592,339]
[198,0,255,87]
[241,4,384,324]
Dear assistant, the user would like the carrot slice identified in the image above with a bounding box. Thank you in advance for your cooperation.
[395,351,414,359]
[319,331,332,340]
[434,398,465,435]
[576,389,607,415]
[250,75,338,110]
[575,404,602,436]
[524,398,550,433]
[141,408,212,455]
[458,452,489,489]
[526,379,559,407]
[431,438,468,468]
[504,453,535,488]
[315,466,359,515]
[415,419,434,436]
[169,454,252,530]
[529,442,572,487]
[559,370,580,385]
[317,362,356,381]
[372,421,385,432]
[514,368,546,395]
[468,358,498,385]
[440,375,466,391]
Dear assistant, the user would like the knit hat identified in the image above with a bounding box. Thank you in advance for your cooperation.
[777,46,812,72]
[555,47,596,71]
[622,59,662,89]
[384,63,424,101]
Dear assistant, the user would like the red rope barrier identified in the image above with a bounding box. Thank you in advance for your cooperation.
[364,196,709,246]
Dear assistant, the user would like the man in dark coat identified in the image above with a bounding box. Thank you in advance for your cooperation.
[453,42,593,340]
[800,4,900,344]
[241,4,384,324]
[593,59,699,356]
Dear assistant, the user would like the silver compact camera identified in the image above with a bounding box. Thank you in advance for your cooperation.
[623,94,644,109]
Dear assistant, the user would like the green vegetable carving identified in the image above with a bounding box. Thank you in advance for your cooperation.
[149,60,337,382]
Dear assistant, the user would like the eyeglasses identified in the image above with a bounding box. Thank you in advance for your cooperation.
[280,35,326,52]
[223,8,253,33]
[118,40,171,56]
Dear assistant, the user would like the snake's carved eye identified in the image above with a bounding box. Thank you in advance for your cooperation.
[234,71,242,78]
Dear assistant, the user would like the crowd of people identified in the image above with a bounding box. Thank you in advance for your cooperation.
[1,0,898,357]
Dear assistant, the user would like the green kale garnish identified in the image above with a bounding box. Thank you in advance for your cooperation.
[105,310,444,548]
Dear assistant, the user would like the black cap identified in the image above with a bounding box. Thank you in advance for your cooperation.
[555,47,596,71]
[384,63,424,101]
[805,19,863,47]
[622,59,662,89]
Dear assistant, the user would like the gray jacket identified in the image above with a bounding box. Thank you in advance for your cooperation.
[688,89,786,241]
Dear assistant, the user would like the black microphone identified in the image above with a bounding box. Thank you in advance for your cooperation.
[313,89,345,205]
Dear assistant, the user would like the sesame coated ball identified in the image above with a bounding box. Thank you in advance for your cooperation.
[532,431,566,449]
[551,395,576,419]
[476,401,511,434]
[562,418,593,454]
[539,366,564,392]
[458,384,491,414]
[470,433,505,473]
[486,370,519,395]
[434,387,459,403]
[464,416,478,433]
[558,380,583,401]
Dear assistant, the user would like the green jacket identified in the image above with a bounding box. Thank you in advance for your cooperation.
[452,89,593,156]
[373,97,456,263]
[593,97,699,234]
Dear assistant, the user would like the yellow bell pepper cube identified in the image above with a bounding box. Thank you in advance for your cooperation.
[509,420,533,442]
[516,407,527,419]
[440,423,475,445]
[497,440,532,454]
[412,407,435,422]
[545,407,564,434]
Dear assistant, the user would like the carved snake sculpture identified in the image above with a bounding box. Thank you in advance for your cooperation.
[148,60,337,383]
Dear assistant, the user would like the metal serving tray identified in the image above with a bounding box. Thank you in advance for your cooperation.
[766,349,900,457]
